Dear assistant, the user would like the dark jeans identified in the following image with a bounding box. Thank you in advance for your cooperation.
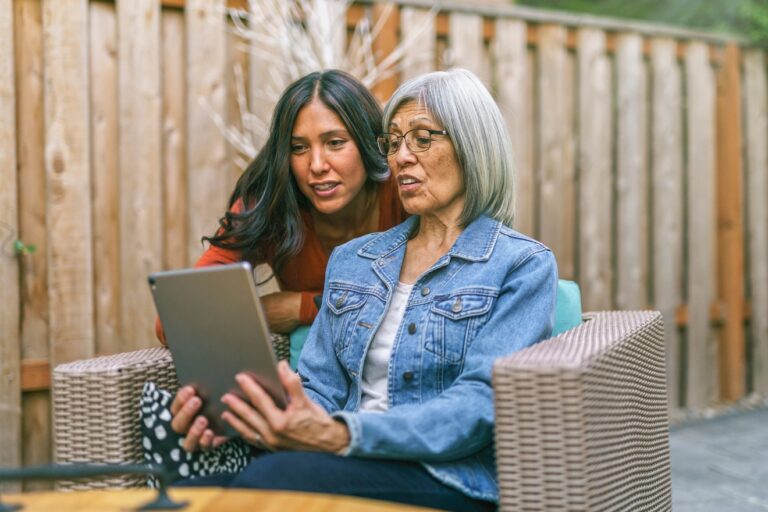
[174,451,496,512]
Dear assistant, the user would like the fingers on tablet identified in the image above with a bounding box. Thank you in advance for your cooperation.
[170,385,195,415]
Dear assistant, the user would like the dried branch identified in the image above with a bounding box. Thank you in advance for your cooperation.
[200,0,436,165]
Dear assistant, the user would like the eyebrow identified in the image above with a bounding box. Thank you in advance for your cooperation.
[292,129,349,140]
[409,116,434,127]
[389,116,436,130]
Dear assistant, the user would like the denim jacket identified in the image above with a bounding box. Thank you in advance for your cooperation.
[298,215,558,502]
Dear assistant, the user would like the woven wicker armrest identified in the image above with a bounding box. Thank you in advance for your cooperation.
[492,311,671,512]
[52,333,289,490]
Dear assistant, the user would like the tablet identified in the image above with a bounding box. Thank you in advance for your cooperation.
[148,262,287,436]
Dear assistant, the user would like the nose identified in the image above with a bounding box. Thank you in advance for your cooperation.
[392,138,417,168]
[310,146,330,175]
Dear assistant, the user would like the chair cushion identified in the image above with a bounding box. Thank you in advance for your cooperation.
[553,279,582,336]
[290,325,312,370]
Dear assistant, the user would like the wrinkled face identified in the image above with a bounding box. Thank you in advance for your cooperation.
[387,102,465,221]
[290,99,368,216]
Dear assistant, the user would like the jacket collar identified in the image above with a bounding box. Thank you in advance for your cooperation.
[358,214,502,262]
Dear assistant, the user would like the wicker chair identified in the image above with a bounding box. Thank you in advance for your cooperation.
[53,311,671,511]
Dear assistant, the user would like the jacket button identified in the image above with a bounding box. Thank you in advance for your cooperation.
[407,323,417,334]
[451,298,462,313]
[335,298,344,308]
[403,371,414,382]
[421,286,430,296]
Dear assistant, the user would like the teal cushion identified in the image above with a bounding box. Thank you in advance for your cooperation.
[289,325,312,370]
[289,280,583,368]
[553,279,582,336]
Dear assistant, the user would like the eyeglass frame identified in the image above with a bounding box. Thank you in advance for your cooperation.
[376,128,449,156]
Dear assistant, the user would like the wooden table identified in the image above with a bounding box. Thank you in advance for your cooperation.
[1,488,440,511]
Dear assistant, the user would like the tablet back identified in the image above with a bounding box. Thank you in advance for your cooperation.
[148,262,286,434]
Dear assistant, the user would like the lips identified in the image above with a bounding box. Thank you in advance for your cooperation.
[311,182,339,191]
[397,174,421,192]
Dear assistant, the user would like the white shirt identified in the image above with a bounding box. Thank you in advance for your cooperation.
[359,282,414,412]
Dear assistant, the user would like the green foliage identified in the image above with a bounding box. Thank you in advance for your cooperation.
[517,0,768,46]
[739,1,768,46]
[14,239,37,256]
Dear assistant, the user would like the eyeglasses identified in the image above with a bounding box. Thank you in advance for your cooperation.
[376,129,449,156]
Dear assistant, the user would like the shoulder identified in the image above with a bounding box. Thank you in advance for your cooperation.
[494,225,555,271]
[324,233,378,282]
[328,217,414,268]
[334,231,380,257]
[326,232,380,272]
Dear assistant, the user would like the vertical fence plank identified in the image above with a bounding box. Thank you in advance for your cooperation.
[563,48,576,278]
[526,48,536,233]
[577,28,612,311]
[226,16,248,189]
[537,25,575,278]
[685,41,718,407]
[118,0,162,349]
[651,37,684,408]
[248,4,286,153]
[16,0,47,367]
[16,0,52,487]
[400,7,435,81]
[187,0,228,263]
[495,20,533,236]
[372,4,400,102]
[0,0,21,489]
[435,18,448,71]
[448,12,490,86]
[163,8,188,270]
[743,49,768,394]
[716,43,746,401]
[91,2,121,355]
[43,0,94,367]
[615,34,648,310]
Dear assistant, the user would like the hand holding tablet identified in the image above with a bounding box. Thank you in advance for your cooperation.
[149,262,287,437]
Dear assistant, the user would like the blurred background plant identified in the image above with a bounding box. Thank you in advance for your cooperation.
[517,0,768,47]
[204,0,432,167]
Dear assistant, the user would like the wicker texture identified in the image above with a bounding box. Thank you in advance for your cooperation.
[270,333,291,363]
[52,334,289,490]
[493,311,671,512]
[53,314,672,506]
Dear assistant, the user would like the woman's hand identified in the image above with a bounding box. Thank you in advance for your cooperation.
[170,385,229,453]
[261,292,302,334]
[221,361,350,453]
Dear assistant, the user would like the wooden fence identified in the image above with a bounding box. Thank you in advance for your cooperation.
[1,0,767,488]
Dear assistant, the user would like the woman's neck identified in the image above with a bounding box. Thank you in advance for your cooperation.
[411,214,463,254]
[311,183,378,245]
[399,213,463,284]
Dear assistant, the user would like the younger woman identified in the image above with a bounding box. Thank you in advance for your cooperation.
[157,70,406,342]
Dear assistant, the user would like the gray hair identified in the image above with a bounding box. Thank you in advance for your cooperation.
[382,68,516,227]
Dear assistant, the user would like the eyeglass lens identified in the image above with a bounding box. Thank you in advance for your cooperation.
[377,129,434,156]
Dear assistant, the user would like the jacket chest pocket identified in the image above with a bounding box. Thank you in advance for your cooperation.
[426,292,495,363]
[326,287,368,355]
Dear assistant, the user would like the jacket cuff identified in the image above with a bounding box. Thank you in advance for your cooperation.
[298,291,319,325]
[331,411,361,456]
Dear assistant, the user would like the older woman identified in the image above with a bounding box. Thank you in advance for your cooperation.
[172,69,557,512]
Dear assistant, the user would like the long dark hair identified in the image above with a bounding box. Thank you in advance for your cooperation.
[203,70,388,272]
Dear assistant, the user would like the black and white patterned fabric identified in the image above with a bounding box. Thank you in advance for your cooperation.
[139,382,251,487]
